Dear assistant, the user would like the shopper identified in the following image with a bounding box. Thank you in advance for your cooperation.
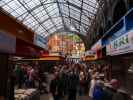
[28,67,36,88]
[102,83,115,100]
[68,68,79,100]
[89,74,97,100]
[79,71,85,96]
[110,79,130,100]
[50,72,61,100]
[93,80,104,100]
[14,64,24,88]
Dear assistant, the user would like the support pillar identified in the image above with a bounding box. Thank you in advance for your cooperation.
[0,53,8,100]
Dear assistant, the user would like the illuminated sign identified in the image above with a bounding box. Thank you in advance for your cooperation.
[106,30,133,55]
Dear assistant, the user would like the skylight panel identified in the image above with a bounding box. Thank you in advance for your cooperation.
[81,18,89,25]
[0,1,5,7]
[33,6,44,14]
[24,0,37,9]
[8,0,21,10]
[43,19,53,28]
[0,0,102,36]
[56,25,63,30]
[69,6,80,13]
[13,7,27,16]
[17,12,29,21]
[46,3,57,12]
[28,20,38,28]
[35,26,45,34]
[44,0,55,4]
[39,15,49,22]
[69,0,81,7]
[2,4,13,13]
[0,0,12,4]
[49,28,57,33]
[52,17,62,23]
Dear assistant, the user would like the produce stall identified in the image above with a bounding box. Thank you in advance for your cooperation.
[15,89,39,100]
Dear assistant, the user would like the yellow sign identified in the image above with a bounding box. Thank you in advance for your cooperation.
[85,55,97,61]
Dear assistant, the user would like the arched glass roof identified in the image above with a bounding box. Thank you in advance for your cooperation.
[0,0,101,37]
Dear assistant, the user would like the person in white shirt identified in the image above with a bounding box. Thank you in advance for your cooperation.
[89,74,97,100]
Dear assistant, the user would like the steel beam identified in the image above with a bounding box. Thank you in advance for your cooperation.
[39,0,58,30]
[56,0,66,29]
[79,0,84,32]
[17,0,49,33]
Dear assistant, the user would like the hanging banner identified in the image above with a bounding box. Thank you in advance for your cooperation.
[85,50,96,56]
[91,39,102,51]
[84,50,97,61]
[34,34,47,49]
[0,32,16,54]
[106,30,133,56]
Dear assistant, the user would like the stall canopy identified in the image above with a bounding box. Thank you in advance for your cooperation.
[0,0,102,38]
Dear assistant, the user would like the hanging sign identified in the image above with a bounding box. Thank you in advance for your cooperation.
[0,32,16,54]
[91,39,102,51]
[85,50,96,56]
[84,50,97,61]
[106,30,133,56]
[34,34,47,49]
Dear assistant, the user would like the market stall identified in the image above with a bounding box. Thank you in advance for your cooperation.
[15,89,39,100]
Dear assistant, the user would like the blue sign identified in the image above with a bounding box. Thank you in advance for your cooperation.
[34,34,47,49]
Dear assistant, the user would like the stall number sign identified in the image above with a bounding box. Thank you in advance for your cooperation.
[106,30,133,56]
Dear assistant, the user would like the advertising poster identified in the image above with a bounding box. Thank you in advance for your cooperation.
[106,30,133,56]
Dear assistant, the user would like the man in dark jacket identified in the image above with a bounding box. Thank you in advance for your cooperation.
[50,72,63,100]
[102,84,116,100]
[68,70,79,100]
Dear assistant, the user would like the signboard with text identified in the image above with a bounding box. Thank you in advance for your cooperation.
[34,34,47,49]
[84,50,97,61]
[106,30,133,56]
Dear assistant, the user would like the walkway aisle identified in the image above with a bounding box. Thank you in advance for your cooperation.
[40,94,89,100]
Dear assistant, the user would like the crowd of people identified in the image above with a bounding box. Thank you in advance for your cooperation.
[14,63,39,89]
[49,62,131,100]
[11,61,132,100]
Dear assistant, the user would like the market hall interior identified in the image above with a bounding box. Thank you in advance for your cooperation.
[0,0,133,100]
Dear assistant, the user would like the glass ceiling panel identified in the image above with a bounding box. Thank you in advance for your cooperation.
[33,6,43,14]
[49,28,57,33]
[82,9,94,18]
[22,0,39,10]
[17,12,28,21]
[0,0,102,38]
[52,17,62,24]
[44,0,55,4]
[43,19,53,28]
[2,4,13,13]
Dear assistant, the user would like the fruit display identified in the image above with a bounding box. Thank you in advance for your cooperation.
[14,89,38,100]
